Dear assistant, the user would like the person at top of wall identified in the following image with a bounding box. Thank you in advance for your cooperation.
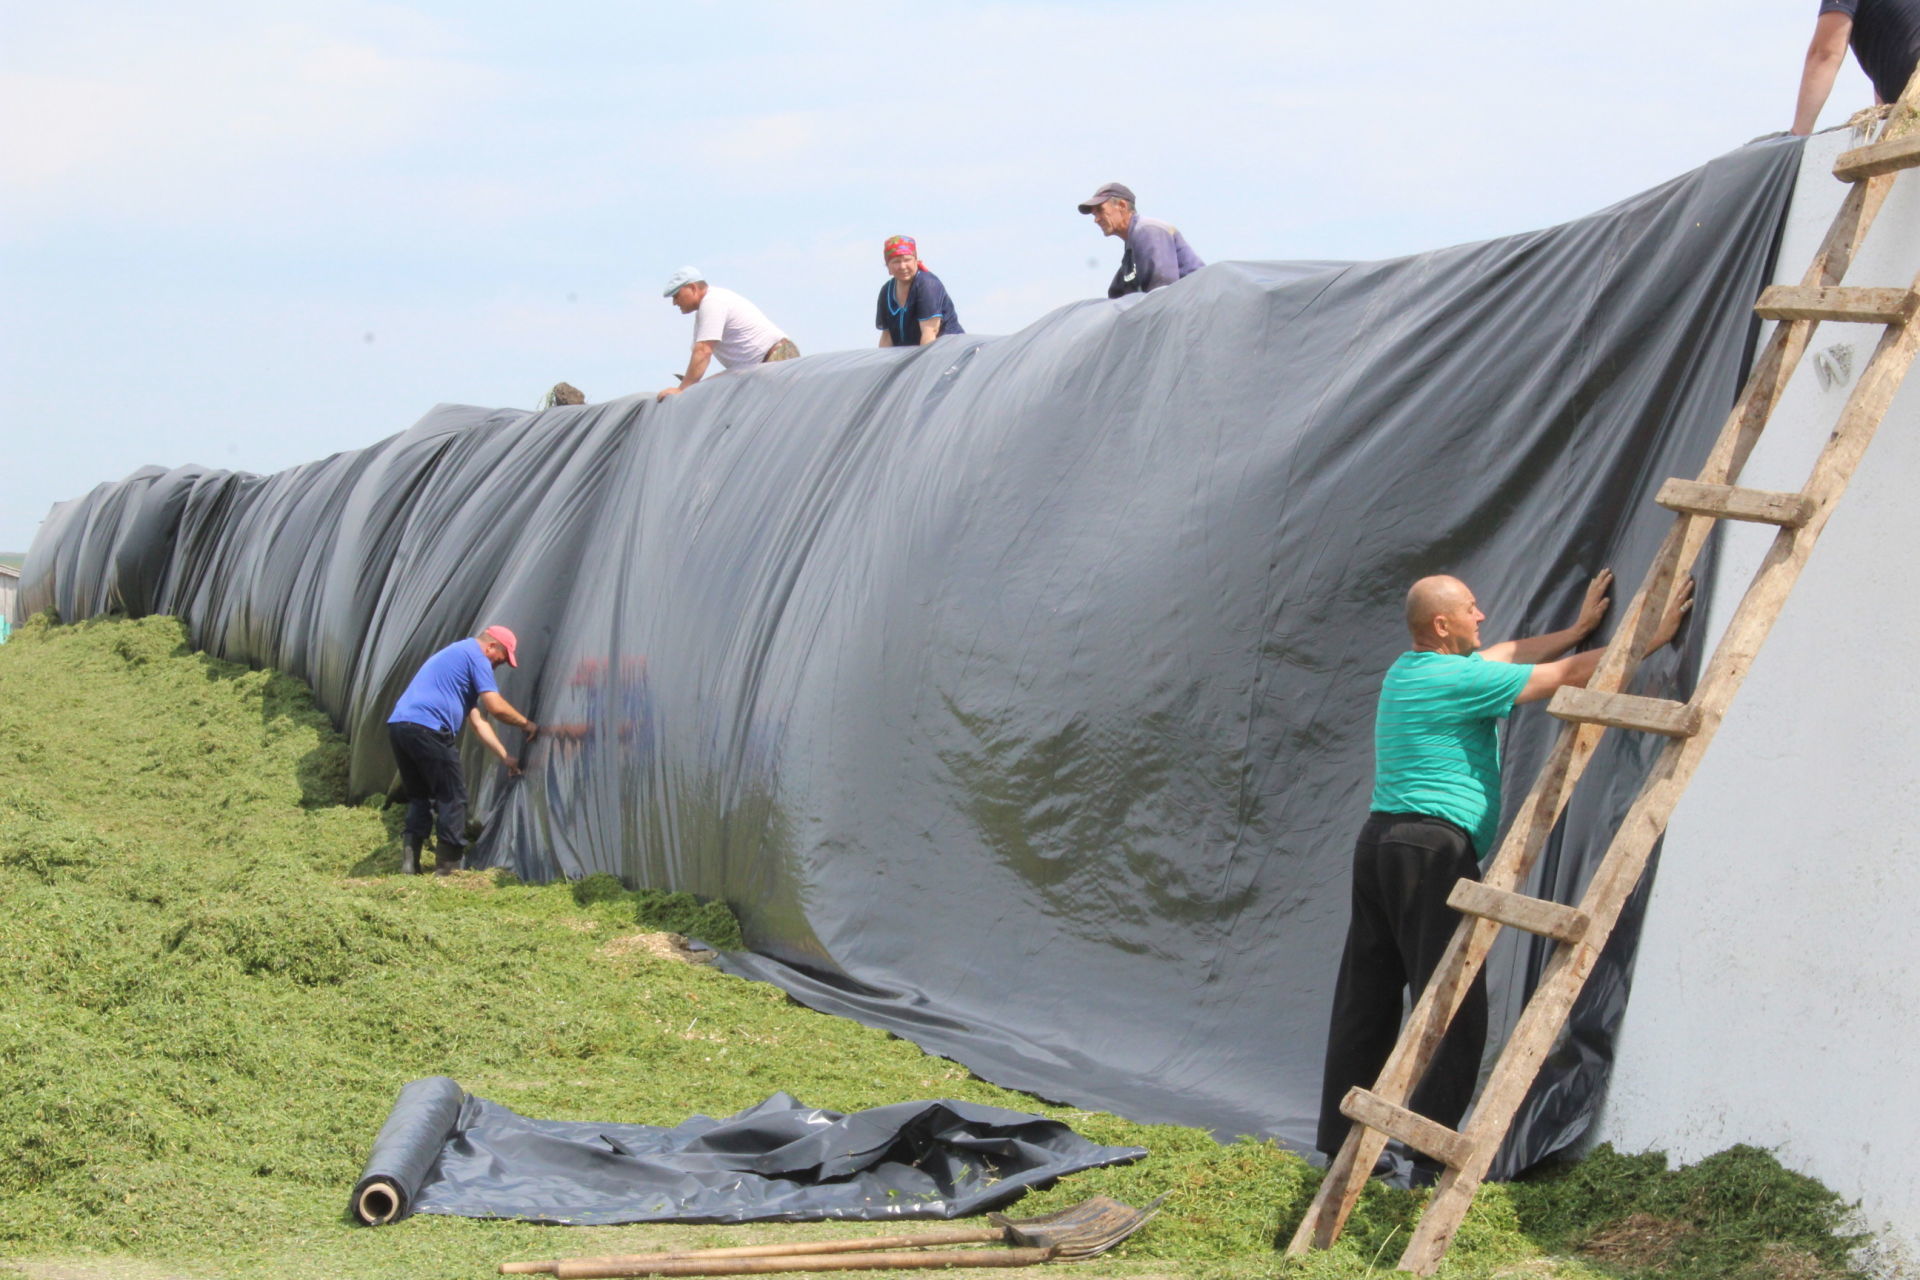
[875,236,965,347]
[1076,181,1204,299]
[1792,0,1920,134]
[657,267,800,402]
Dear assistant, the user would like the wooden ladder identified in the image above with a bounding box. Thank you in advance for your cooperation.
[1287,79,1920,1277]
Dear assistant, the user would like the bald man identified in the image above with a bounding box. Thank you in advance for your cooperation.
[1315,570,1692,1181]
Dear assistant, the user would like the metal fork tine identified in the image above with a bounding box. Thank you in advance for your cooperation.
[996,1192,1167,1256]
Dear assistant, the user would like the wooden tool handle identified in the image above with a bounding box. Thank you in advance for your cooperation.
[501,1229,1003,1275]
[554,1246,1054,1279]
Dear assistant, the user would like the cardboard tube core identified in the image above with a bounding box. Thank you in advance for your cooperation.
[356,1180,401,1226]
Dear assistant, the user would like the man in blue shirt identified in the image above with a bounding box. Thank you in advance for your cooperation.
[1315,571,1692,1181]
[387,625,539,875]
[1076,182,1205,299]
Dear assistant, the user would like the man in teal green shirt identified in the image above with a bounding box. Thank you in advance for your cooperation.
[1316,570,1692,1178]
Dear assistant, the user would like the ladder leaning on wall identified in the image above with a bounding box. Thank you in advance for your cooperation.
[1287,73,1920,1278]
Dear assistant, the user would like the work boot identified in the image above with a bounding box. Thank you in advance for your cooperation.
[435,851,464,877]
[399,836,422,876]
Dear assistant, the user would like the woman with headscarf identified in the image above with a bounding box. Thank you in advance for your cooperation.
[875,235,965,347]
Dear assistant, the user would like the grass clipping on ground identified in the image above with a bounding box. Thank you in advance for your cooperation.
[0,616,1868,1280]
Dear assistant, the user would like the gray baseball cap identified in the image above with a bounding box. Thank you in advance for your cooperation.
[1076,182,1136,214]
[662,265,705,296]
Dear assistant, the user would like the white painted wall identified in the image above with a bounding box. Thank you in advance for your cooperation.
[1595,124,1920,1264]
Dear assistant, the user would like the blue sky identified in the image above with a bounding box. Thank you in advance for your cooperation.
[0,1,1878,553]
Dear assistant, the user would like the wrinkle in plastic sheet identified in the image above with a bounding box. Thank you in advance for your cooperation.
[24,138,1802,1180]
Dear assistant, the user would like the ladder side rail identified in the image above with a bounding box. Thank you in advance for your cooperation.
[1395,278,1920,1275]
[1584,52,1911,709]
[1582,293,1920,924]
[1699,173,1896,484]
[1586,167,1901,692]
[1475,150,1901,845]
[1567,318,1918,942]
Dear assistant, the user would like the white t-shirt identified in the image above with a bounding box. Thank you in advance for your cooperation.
[692,286,788,370]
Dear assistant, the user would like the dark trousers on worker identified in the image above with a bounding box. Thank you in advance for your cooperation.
[387,721,467,854]
[1316,811,1489,1158]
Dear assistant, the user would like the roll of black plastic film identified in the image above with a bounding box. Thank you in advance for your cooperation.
[350,1076,467,1226]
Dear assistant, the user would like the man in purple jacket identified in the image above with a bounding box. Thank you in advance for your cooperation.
[387,625,539,875]
[1077,182,1205,299]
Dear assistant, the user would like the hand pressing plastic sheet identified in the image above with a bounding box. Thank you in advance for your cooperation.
[350,1077,1145,1226]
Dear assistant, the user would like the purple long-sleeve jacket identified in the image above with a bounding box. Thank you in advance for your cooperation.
[1108,216,1205,298]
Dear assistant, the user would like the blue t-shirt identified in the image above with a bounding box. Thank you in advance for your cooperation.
[876,269,964,346]
[388,639,497,734]
[1369,650,1533,858]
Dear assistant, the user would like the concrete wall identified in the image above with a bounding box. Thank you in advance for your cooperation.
[1594,124,1920,1263]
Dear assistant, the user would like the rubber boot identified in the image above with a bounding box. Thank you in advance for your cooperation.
[435,849,464,877]
[399,836,422,876]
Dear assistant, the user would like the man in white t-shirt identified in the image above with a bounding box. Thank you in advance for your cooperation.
[656,266,799,401]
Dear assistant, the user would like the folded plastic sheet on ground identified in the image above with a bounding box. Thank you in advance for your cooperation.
[349,1077,1145,1225]
[26,137,1803,1179]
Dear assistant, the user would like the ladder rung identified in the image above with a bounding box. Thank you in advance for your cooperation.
[1339,1089,1474,1169]
[1655,478,1816,527]
[1754,284,1917,325]
[1547,686,1702,737]
[1834,133,1920,183]
[1447,880,1590,944]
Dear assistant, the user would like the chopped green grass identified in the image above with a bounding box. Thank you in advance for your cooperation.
[0,615,1870,1279]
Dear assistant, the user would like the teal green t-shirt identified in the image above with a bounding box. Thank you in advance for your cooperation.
[1368,650,1533,858]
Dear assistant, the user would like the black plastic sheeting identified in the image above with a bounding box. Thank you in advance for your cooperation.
[24,138,1801,1181]
[349,1077,1143,1226]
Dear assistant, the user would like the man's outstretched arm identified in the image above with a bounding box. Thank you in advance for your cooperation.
[1793,11,1855,135]
[467,705,515,771]
[657,341,717,401]
[478,690,536,734]
[1483,570,1613,664]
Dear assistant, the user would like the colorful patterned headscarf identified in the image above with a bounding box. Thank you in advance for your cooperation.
[883,235,918,263]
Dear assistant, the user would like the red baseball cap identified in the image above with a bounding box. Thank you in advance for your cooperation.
[482,625,519,667]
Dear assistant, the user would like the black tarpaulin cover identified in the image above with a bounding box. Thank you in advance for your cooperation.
[349,1077,1145,1225]
[23,138,1801,1179]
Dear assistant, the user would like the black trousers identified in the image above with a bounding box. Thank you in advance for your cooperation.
[388,721,467,853]
[1316,812,1489,1157]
